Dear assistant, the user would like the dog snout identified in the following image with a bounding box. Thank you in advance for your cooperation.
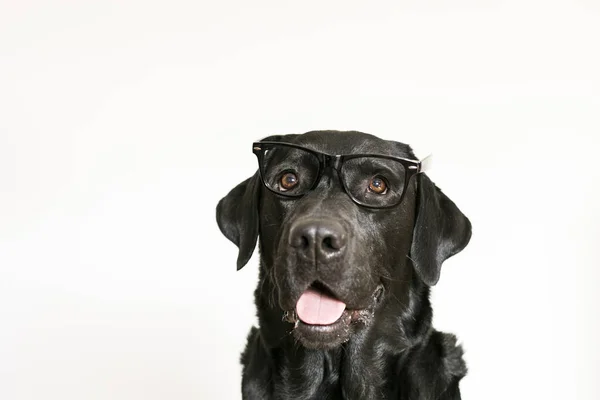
[289,218,347,261]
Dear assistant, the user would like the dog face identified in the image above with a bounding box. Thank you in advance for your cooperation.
[217,131,471,350]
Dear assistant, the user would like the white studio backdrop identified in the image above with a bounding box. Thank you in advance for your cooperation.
[1,1,599,399]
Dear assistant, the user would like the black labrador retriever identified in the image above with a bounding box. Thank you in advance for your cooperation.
[216,131,472,399]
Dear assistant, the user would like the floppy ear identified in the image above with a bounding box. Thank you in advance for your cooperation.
[410,174,472,286]
[216,172,261,270]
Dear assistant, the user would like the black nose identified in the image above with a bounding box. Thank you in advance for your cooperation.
[289,218,347,261]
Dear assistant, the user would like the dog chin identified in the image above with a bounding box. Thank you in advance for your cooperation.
[292,310,354,350]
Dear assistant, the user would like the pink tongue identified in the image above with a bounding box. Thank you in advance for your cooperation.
[296,288,346,325]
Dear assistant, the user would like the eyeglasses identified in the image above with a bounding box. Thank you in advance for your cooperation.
[252,141,432,209]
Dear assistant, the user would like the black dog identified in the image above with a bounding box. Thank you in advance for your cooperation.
[216,131,472,399]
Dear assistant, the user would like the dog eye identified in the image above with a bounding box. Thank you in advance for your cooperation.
[368,176,387,194]
[280,172,299,191]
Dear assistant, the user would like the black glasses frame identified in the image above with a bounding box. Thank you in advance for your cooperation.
[252,141,432,209]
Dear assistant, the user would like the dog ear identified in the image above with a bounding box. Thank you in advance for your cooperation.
[216,172,261,270]
[410,174,472,286]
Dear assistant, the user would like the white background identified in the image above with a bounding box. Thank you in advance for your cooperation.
[1,1,599,399]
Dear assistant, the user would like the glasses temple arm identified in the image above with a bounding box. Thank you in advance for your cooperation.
[418,154,433,173]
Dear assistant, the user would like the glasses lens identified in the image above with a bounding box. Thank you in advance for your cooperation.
[341,157,407,207]
[259,145,321,196]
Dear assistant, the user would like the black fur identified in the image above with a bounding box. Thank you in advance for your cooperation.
[217,131,472,399]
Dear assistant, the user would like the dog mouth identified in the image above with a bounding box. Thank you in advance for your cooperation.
[283,282,384,349]
[296,282,348,325]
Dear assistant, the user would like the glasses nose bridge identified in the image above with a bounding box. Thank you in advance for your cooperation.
[319,154,346,193]
[323,154,343,172]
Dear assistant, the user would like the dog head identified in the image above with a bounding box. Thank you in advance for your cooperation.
[217,131,471,349]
